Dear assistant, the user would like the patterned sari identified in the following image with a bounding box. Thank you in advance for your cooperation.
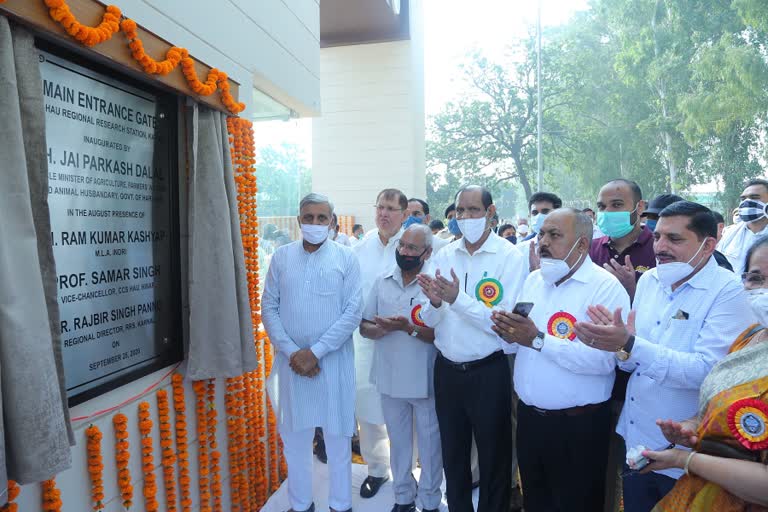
[653,325,768,512]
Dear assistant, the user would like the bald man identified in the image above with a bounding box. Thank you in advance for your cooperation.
[493,209,630,512]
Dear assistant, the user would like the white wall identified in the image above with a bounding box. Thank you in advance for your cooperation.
[312,10,426,231]
[113,0,321,117]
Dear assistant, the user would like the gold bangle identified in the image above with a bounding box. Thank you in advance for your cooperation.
[684,450,697,476]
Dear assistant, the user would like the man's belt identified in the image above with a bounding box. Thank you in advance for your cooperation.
[437,350,504,372]
[526,400,607,417]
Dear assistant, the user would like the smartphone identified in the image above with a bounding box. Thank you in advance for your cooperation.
[512,302,534,317]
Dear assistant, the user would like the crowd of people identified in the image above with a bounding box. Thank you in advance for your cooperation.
[261,178,768,512]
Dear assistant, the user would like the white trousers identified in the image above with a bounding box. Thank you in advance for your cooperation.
[281,428,352,511]
[381,394,443,510]
[358,420,390,477]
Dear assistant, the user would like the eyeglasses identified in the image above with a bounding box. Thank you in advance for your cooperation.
[374,205,404,214]
[742,272,766,286]
[398,242,424,252]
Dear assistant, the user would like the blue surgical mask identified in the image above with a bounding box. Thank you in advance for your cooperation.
[645,219,658,232]
[532,213,548,234]
[448,218,461,236]
[597,208,637,238]
[403,216,423,229]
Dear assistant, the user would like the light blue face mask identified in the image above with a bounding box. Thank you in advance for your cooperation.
[645,219,658,232]
[403,216,423,229]
[597,207,637,238]
[532,213,548,234]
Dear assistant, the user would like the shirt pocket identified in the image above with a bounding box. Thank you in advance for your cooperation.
[663,317,702,351]
[313,268,344,296]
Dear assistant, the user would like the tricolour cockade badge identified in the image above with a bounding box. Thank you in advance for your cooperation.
[475,272,503,308]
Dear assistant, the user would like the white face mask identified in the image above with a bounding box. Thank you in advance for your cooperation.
[457,216,488,244]
[747,288,768,326]
[539,239,584,285]
[733,214,741,225]
[301,223,329,244]
[656,239,707,288]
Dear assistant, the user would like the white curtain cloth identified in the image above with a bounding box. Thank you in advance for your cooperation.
[0,17,73,499]
[185,104,258,379]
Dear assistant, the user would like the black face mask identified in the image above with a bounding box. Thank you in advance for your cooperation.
[396,247,427,272]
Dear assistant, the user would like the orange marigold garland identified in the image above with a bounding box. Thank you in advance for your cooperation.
[181,54,219,96]
[1,480,20,512]
[120,19,183,76]
[138,402,158,512]
[207,380,223,512]
[156,389,177,512]
[193,380,211,512]
[44,1,121,47]
[227,116,274,505]
[112,413,134,509]
[171,374,192,512]
[41,479,62,512]
[41,1,243,113]
[234,376,251,512]
[224,377,242,512]
[216,71,246,114]
[85,425,105,511]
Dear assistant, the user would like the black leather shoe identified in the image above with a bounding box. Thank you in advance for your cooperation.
[390,504,416,512]
[359,475,389,498]
[285,503,314,512]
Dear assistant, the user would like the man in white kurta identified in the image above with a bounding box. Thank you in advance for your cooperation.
[351,188,408,496]
[361,225,443,512]
[263,194,362,512]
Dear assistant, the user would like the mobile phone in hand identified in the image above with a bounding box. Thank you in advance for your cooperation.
[512,302,534,317]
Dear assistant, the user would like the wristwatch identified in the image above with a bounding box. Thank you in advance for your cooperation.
[532,331,545,351]
[616,335,636,362]
[410,326,419,338]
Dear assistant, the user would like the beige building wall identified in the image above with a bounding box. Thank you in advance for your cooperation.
[312,20,426,231]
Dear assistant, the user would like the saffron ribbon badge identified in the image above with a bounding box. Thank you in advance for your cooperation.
[475,272,503,308]
[547,311,578,341]
[410,304,427,327]
[728,398,768,450]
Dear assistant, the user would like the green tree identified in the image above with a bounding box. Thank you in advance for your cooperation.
[256,143,311,217]
[427,37,572,202]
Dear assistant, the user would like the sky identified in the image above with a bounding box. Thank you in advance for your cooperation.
[423,0,590,116]
[253,0,591,161]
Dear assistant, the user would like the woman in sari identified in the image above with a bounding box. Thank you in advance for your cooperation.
[642,236,768,510]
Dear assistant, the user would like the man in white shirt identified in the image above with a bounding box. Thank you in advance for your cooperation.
[361,224,442,512]
[516,192,562,274]
[418,185,526,512]
[329,213,352,247]
[491,208,630,512]
[352,188,408,498]
[262,193,362,512]
[405,198,449,254]
[718,179,768,273]
[575,200,755,512]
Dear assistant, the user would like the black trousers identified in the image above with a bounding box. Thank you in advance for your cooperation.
[434,352,512,512]
[517,400,611,512]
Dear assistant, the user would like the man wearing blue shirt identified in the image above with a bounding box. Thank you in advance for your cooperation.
[575,201,755,512]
